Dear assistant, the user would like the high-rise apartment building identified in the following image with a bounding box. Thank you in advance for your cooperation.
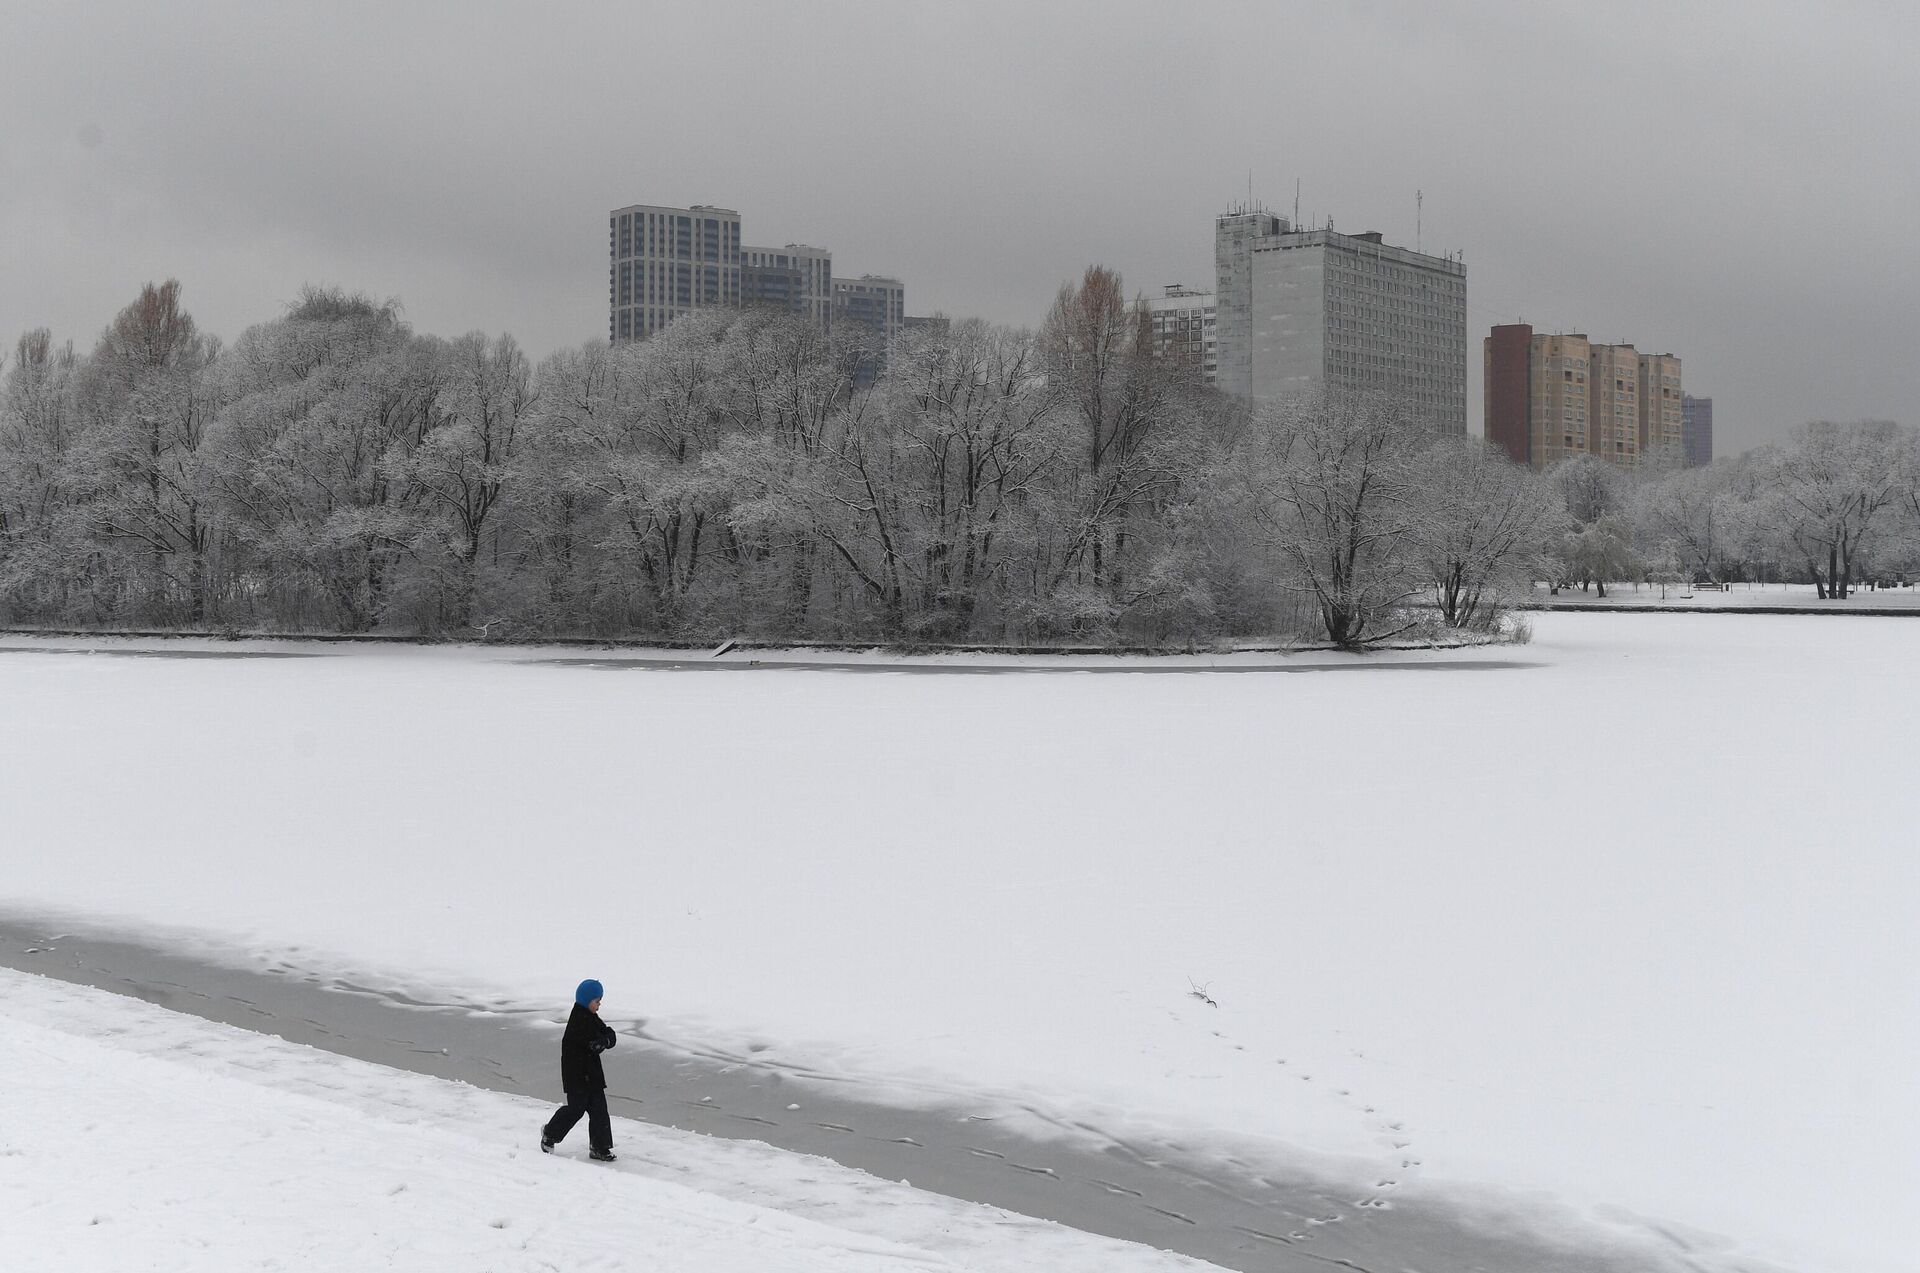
[1590,344,1643,464]
[1483,323,1537,464]
[1213,211,1467,431]
[1145,285,1217,385]
[831,275,905,349]
[608,203,741,342]
[1484,324,1591,468]
[1683,394,1714,467]
[1483,323,1682,470]
[1639,354,1684,462]
[742,244,833,328]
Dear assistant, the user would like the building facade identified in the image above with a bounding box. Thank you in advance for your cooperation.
[831,275,905,348]
[1683,394,1714,467]
[1483,323,1536,464]
[742,243,833,328]
[1483,324,1683,470]
[608,204,742,343]
[1590,343,1643,464]
[1213,211,1467,431]
[1145,285,1217,385]
[1638,353,1684,462]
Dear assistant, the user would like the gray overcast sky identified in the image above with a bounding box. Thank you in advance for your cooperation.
[4,0,1915,453]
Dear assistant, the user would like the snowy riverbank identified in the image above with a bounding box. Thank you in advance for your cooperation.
[1,968,1222,1272]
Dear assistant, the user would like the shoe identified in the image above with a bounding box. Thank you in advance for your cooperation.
[540,1135,554,1154]
[589,1147,618,1162]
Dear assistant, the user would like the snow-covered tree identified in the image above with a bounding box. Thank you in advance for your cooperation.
[1241,389,1426,647]
[1645,539,1687,599]
[70,281,225,624]
[210,288,442,630]
[1544,454,1638,596]
[1038,267,1186,608]
[1411,437,1557,627]
[1761,420,1904,599]
[384,333,533,629]
[0,329,84,618]
[1632,463,1746,584]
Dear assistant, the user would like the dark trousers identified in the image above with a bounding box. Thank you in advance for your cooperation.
[543,1088,612,1150]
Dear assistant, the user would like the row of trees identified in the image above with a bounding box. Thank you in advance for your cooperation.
[1546,422,1920,600]
[0,274,1909,647]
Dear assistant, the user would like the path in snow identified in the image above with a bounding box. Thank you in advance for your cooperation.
[0,918,1727,1273]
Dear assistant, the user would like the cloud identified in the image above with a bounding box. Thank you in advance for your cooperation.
[2,0,1913,452]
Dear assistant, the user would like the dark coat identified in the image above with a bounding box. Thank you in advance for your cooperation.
[560,1002,617,1093]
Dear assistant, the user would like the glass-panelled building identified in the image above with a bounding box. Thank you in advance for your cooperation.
[742,244,833,329]
[831,275,904,347]
[608,204,741,342]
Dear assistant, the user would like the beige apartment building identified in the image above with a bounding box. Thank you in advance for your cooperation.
[1485,324,1683,469]
[1528,332,1592,469]
[1590,343,1642,463]
[1638,353,1684,460]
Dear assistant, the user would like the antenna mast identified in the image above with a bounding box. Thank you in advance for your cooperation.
[1417,189,1423,253]
[1293,178,1300,228]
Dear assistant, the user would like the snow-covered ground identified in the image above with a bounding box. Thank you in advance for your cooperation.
[2,613,1914,1272]
[1528,580,1920,608]
[0,968,1218,1272]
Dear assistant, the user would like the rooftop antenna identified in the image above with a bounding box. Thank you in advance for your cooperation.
[1293,178,1300,229]
[1417,189,1423,253]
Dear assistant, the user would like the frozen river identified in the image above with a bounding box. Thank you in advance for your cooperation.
[3,618,1912,1272]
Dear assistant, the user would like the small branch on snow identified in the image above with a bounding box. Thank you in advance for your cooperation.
[1187,978,1218,1008]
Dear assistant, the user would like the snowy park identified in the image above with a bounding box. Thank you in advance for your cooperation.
[2,610,1914,1273]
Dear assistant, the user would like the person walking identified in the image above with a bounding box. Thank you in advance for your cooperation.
[541,978,619,1161]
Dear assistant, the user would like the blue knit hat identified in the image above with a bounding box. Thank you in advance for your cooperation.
[575,979,604,1006]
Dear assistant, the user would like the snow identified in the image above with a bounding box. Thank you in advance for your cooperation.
[0,968,1216,1272]
[2,613,1914,1273]
[1528,580,1920,609]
